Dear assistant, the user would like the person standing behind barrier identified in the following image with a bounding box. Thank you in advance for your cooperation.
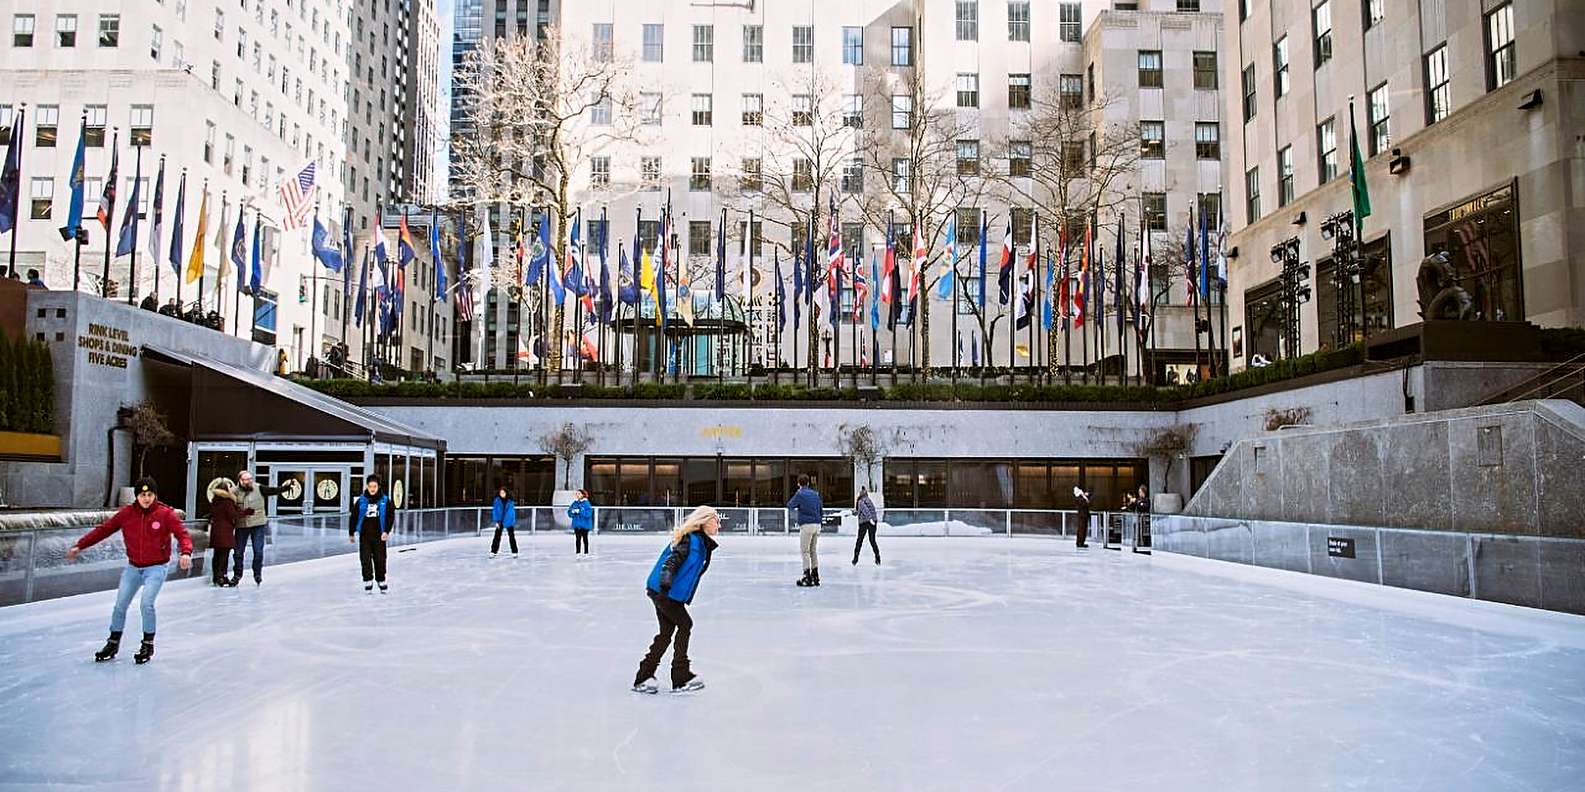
[233,470,288,586]
[631,505,720,695]
[1074,486,1092,549]
[852,487,880,566]
[490,486,518,558]
[788,475,824,587]
[207,479,242,586]
[348,475,393,593]
[567,489,594,555]
[65,477,193,664]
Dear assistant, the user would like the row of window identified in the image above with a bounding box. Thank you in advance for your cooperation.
[11,12,118,48]
[0,104,153,148]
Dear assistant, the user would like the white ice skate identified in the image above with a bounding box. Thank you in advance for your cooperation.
[631,677,658,695]
[671,678,705,695]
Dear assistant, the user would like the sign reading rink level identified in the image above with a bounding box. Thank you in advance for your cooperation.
[77,322,137,369]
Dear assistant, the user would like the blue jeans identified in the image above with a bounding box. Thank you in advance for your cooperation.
[233,526,267,582]
[109,563,170,634]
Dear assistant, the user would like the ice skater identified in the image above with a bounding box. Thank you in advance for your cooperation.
[490,485,518,558]
[349,475,393,593]
[206,478,242,586]
[567,489,594,554]
[65,477,193,664]
[852,486,879,566]
[788,474,823,587]
[232,470,286,586]
[632,505,720,695]
[1074,486,1092,549]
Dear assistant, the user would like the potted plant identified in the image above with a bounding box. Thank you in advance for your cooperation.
[538,422,593,528]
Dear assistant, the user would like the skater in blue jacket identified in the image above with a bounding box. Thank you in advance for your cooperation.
[567,489,594,554]
[632,505,720,694]
[490,486,517,557]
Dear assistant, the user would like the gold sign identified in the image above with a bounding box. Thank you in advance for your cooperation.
[700,425,743,439]
[77,323,136,369]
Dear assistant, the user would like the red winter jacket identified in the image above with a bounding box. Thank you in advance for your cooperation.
[75,501,194,568]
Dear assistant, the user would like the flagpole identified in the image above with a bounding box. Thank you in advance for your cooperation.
[125,143,142,305]
[346,204,355,359]
[746,207,755,390]
[631,206,640,388]
[4,105,23,279]
[233,206,242,338]
[426,211,436,377]
[98,128,117,297]
[198,187,214,319]
[310,203,321,371]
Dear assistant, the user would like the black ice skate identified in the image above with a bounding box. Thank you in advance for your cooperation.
[133,634,155,665]
[796,571,812,587]
[811,568,821,587]
[93,632,122,662]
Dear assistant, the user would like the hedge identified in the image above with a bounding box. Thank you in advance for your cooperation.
[0,327,55,433]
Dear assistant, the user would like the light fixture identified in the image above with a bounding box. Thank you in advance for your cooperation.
[1517,89,1543,110]
[1227,245,1239,260]
[1389,152,1411,175]
[1292,211,1307,226]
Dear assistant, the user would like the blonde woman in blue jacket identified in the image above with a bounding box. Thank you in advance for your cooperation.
[632,505,720,694]
[567,489,594,554]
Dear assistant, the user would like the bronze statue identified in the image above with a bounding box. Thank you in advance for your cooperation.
[1416,251,1475,321]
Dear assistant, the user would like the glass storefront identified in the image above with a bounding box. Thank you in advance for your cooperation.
[884,458,1146,510]
[1244,279,1286,362]
[1317,233,1393,349]
[1423,182,1522,322]
[444,455,555,506]
[585,456,852,507]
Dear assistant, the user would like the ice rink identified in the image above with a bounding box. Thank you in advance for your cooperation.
[2,534,1583,791]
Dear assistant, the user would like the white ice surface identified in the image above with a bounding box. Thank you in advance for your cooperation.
[2,535,1584,792]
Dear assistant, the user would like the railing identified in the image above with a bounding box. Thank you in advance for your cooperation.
[1476,352,1585,407]
[0,506,1153,607]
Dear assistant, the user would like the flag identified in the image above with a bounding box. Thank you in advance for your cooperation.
[1349,103,1372,231]
[580,333,599,363]
[147,158,164,262]
[1183,209,1197,306]
[230,205,248,294]
[878,218,895,308]
[1198,208,1210,299]
[598,228,613,322]
[887,241,903,329]
[997,220,1013,304]
[1042,246,1056,331]
[96,132,119,233]
[393,212,414,271]
[354,246,370,327]
[775,249,787,329]
[114,157,142,257]
[565,212,586,298]
[0,107,21,234]
[372,233,390,334]
[906,225,924,306]
[259,222,279,292]
[543,218,566,304]
[312,215,344,272]
[250,211,263,299]
[715,209,727,301]
[618,242,638,305]
[791,245,804,330]
[1056,231,1070,327]
[826,209,843,329]
[657,209,671,329]
[278,162,317,231]
[184,186,209,284]
[167,172,185,275]
[977,213,988,310]
[640,245,656,306]
[869,250,880,330]
[851,245,868,321]
[937,211,957,300]
[1115,215,1127,339]
[1014,270,1034,330]
[676,233,694,327]
[1075,220,1090,327]
[1215,206,1229,286]
[432,209,446,302]
[61,117,88,242]
[1139,214,1153,321]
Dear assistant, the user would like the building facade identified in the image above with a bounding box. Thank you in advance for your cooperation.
[1221,0,1584,370]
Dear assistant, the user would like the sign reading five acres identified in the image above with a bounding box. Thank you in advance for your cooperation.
[77,323,137,370]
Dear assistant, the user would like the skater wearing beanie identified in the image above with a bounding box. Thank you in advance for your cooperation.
[632,505,720,694]
[787,475,823,587]
[65,477,192,664]
[567,489,594,554]
[852,487,880,566]
[349,476,393,593]
[206,478,242,586]
[490,486,518,557]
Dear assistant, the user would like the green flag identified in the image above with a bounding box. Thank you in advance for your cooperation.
[1349,104,1372,232]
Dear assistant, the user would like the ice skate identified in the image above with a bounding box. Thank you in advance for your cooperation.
[631,677,658,695]
[812,568,821,587]
[93,632,122,662]
[490,552,498,558]
[378,582,389,594]
[132,634,154,665]
[364,583,374,593]
[796,571,812,587]
[671,678,705,694]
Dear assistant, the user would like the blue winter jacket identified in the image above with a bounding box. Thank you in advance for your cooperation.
[787,486,824,526]
[349,492,392,536]
[567,498,594,531]
[491,496,516,528]
[646,532,717,604]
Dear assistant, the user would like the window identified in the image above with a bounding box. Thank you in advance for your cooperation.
[1278,145,1294,206]
[0,105,11,145]
[792,159,812,192]
[1008,73,1031,109]
[1138,50,1163,88]
[742,25,762,63]
[13,14,33,47]
[640,92,662,125]
[641,156,661,190]
[1193,122,1219,159]
[130,105,154,146]
[1273,37,1289,97]
[56,14,76,47]
[742,93,763,126]
[1178,0,1201,9]
[687,221,712,255]
[687,156,713,190]
[97,14,119,47]
[1245,167,1261,222]
[150,25,162,60]
[241,145,252,185]
[1423,183,1521,322]
[1144,192,1167,231]
[1242,64,1257,120]
[1485,3,1515,91]
[1058,74,1083,109]
[1059,3,1081,42]
[842,94,863,128]
[223,133,235,175]
[204,121,215,163]
[1198,193,1221,229]
[891,158,911,193]
[792,94,812,126]
[29,177,52,219]
[1312,1,1332,67]
[1009,140,1032,177]
[843,26,863,65]
[1240,0,1251,22]
[691,94,712,126]
[84,105,106,146]
[592,23,612,62]
[1087,62,1095,101]
[1317,117,1337,182]
[891,27,911,66]
[591,93,611,126]
[1364,0,1384,29]
[957,73,980,108]
[1062,141,1084,173]
[214,9,225,40]
[34,105,57,148]
[1193,51,1217,89]
[956,139,981,175]
[1367,83,1390,156]
[956,1,978,41]
[891,95,912,129]
[1425,45,1450,123]
[792,26,813,63]
[841,158,863,193]
[740,158,762,192]
[1140,121,1164,159]
[641,23,663,62]
[1007,1,1030,42]
[236,27,245,59]
[692,24,713,62]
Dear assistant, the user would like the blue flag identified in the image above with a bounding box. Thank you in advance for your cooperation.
[312,215,344,272]
[1183,208,1197,305]
[113,165,142,257]
[167,172,186,275]
[1199,209,1210,298]
[791,245,803,330]
[715,210,726,301]
[869,250,880,330]
[618,244,638,305]
[1042,247,1055,331]
[543,216,565,304]
[775,249,787,329]
[565,213,586,297]
[230,206,247,294]
[432,208,446,302]
[62,117,88,242]
[597,213,612,321]
[249,211,262,295]
[354,246,369,327]
[0,108,21,234]
[342,211,355,294]
[937,212,957,300]
[977,212,987,310]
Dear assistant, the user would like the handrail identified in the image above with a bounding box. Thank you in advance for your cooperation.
[1476,351,1585,406]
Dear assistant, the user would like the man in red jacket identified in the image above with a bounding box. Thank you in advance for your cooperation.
[66,476,193,664]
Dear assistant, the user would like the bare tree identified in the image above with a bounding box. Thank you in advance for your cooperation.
[452,28,640,370]
[537,422,594,489]
[123,401,177,478]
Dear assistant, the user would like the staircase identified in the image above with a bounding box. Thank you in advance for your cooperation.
[1476,352,1585,407]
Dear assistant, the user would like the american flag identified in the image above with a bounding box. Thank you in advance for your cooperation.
[278,162,317,231]
[455,274,476,322]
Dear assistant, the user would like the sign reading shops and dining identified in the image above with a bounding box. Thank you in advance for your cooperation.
[77,323,137,369]
[1327,536,1356,559]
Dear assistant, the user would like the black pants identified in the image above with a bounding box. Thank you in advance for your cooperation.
[1076,512,1090,547]
[491,524,518,554]
[210,546,234,584]
[635,592,693,688]
[853,522,879,561]
[233,526,266,582]
[359,532,388,583]
[574,529,590,554]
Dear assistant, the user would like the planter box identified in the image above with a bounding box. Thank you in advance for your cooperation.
[0,431,62,461]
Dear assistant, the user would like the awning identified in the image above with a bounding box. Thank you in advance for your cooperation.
[142,345,445,451]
